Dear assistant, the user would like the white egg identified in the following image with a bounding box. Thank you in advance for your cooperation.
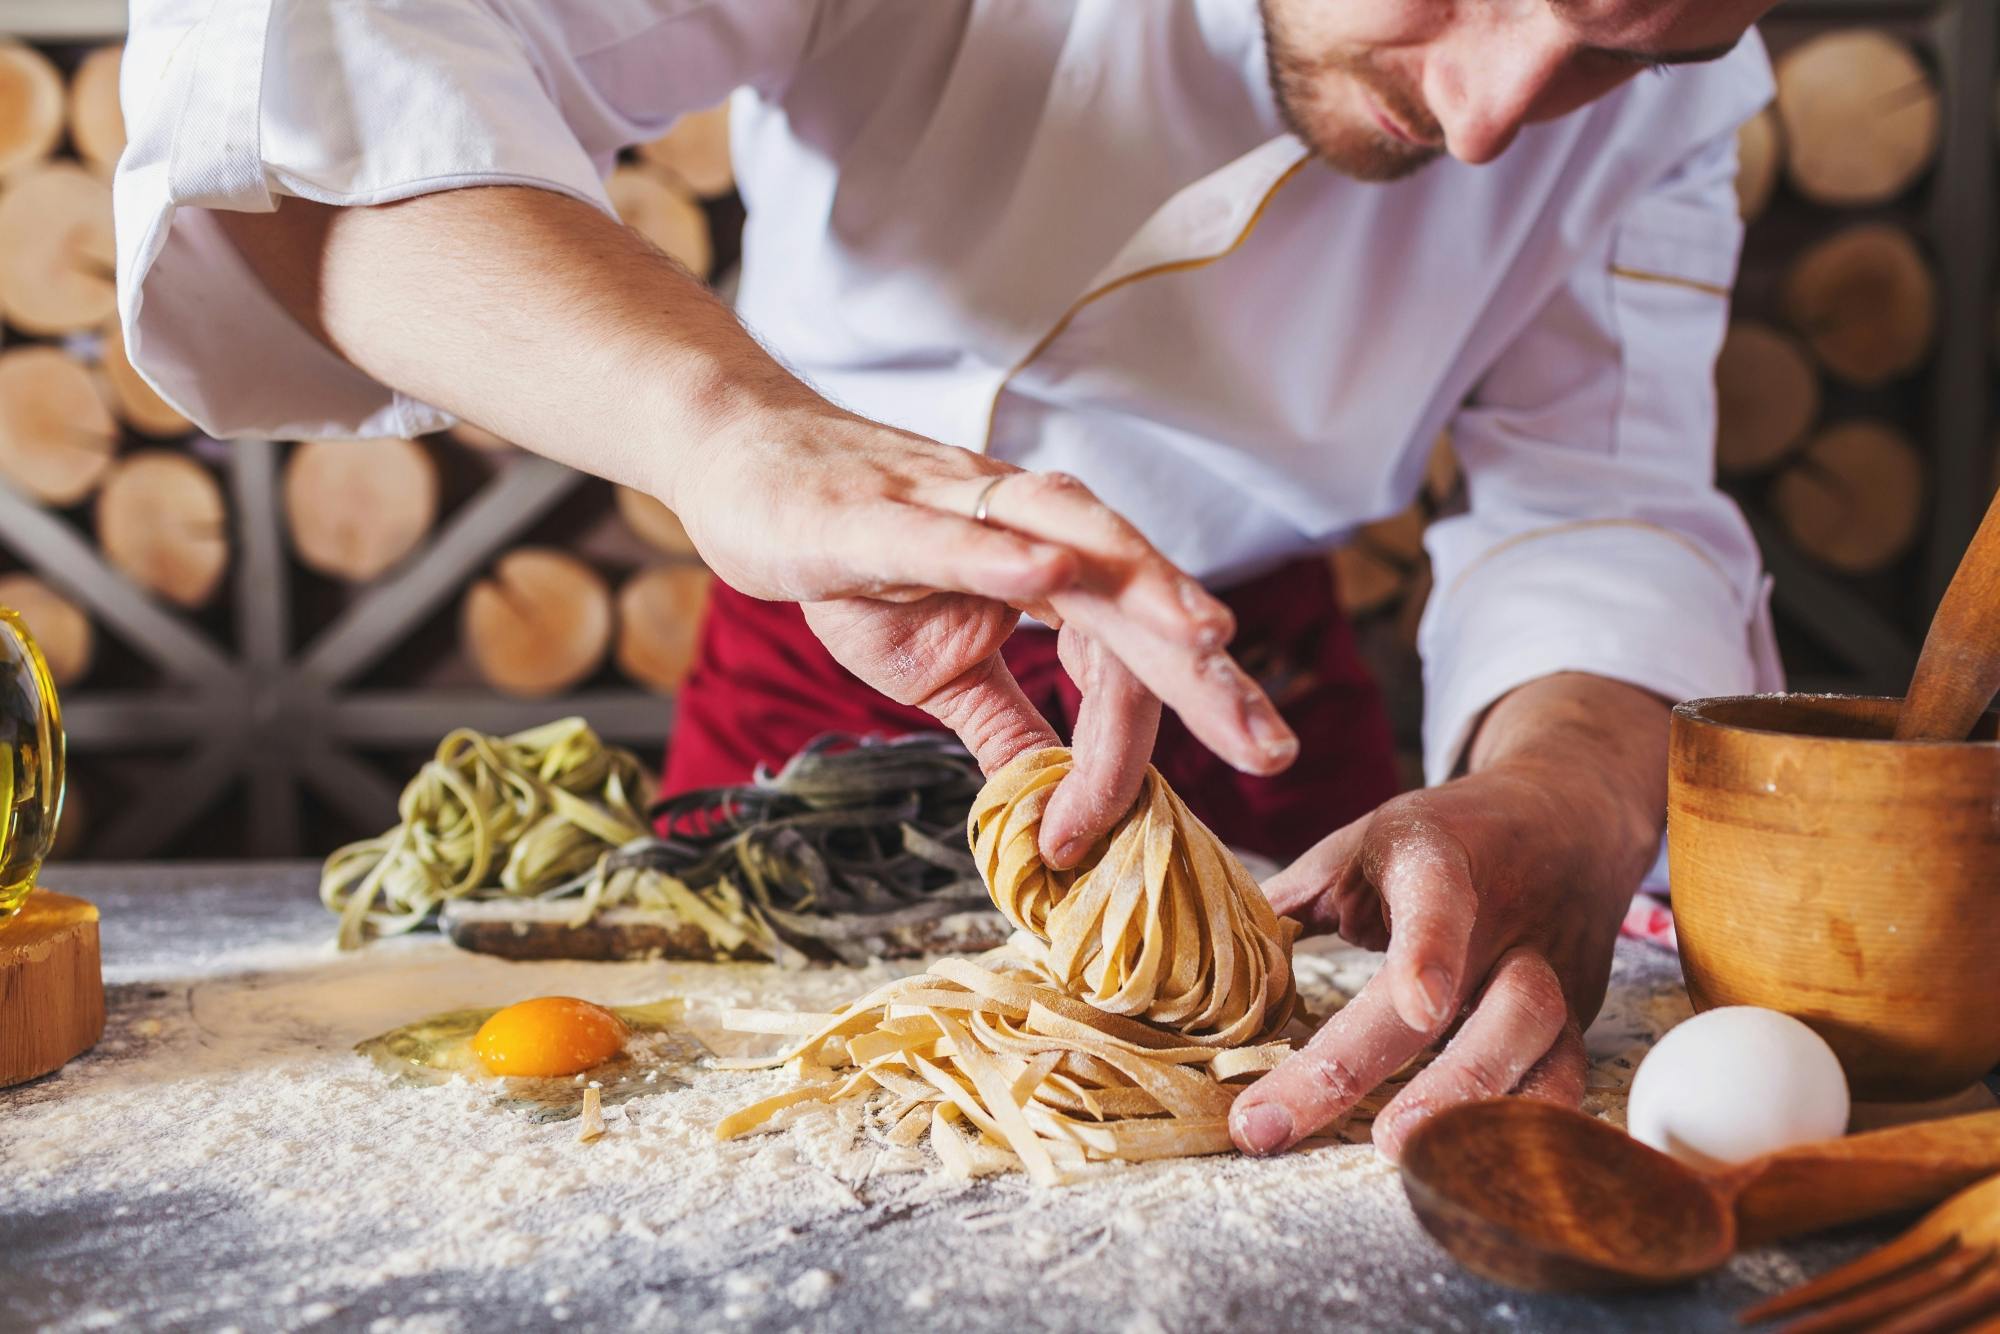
[1626,1005,1850,1170]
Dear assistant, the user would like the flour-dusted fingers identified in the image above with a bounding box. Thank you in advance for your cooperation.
[1368,948,1572,1162]
[932,467,1291,779]
[1044,598,1297,776]
[962,469,1237,652]
[1039,625,1161,867]
[1229,972,1435,1156]
[921,655,1067,778]
[1337,891,1391,952]
[1261,816,1369,931]
[1512,1018,1588,1108]
[1360,808,1479,1034]
[802,596,1061,774]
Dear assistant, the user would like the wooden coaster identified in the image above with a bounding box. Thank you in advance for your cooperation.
[0,889,105,1087]
[440,898,1012,963]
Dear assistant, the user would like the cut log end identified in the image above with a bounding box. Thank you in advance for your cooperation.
[1776,30,1940,207]
[0,345,118,506]
[1773,420,1926,575]
[1394,561,1434,654]
[445,421,515,453]
[606,166,714,279]
[49,778,87,863]
[1715,321,1820,475]
[283,438,440,583]
[1424,431,1460,506]
[614,486,698,557]
[463,548,615,698]
[1735,105,1782,220]
[1360,506,1427,564]
[67,45,124,177]
[95,450,231,608]
[0,573,93,688]
[0,40,64,177]
[1782,224,1936,388]
[616,565,713,694]
[99,320,193,438]
[1330,545,1405,617]
[0,163,117,336]
[1330,503,1431,619]
[636,101,734,199]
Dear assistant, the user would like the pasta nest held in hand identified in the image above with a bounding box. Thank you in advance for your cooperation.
[717,747,1311,1184]
[972,748,1300,1048]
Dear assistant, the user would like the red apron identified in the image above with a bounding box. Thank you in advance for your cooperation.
[661,557,1402,863]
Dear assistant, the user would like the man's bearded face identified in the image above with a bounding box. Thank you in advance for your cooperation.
[1259,0,1775,182]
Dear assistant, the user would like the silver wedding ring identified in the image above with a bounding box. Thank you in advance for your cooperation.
[971,474,1009,526]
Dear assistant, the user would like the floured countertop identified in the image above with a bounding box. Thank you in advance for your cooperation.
[2,864,1879,1333]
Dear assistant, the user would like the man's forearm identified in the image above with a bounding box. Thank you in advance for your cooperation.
[1463,672,1670,888]
[216,185,829,511]
[212,182,1297,806]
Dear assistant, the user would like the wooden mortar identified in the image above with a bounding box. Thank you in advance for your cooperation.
[1669,694,2000,1102]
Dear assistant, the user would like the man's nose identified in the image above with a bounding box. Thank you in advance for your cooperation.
[1425,38,1566,165]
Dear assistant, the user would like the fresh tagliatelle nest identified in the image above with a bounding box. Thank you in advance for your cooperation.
[715,747,1317,1184]
[321,723,991,960]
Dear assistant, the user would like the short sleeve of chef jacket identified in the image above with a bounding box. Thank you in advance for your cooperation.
[114,0,829,440]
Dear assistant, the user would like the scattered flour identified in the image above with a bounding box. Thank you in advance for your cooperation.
[787,1268,837,1309]
[2,926,1698,1331]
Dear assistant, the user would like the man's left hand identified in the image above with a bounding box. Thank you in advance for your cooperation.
[1227,673,1669,1161]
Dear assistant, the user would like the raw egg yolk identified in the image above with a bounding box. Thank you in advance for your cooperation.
[472,997,628,1077]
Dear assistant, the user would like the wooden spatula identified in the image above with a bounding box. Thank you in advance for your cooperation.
[1897,488,2000,741]
[1397,1098,2000,1293]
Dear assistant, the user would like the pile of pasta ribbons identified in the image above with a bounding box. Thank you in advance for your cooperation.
[716,748,1314,1184]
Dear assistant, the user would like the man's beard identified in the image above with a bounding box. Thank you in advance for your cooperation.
[1260,2,1445,182]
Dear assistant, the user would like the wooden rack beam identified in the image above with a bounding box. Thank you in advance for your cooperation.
[63,696,228,746]
[298,744,414,838]
[298,456,586,687]
[0,475,236,682]
[0,1,124,40]
[1922,0,1996,607]
[1753,517,1920,691]
[88,740,239,860]
[2,0,1983,860]
[326,691,669,745]
[230,440,289,674]
[227,440,301,856]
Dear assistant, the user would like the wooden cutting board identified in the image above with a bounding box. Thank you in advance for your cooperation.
[1,889,105,1087]
[440,898,1012,963]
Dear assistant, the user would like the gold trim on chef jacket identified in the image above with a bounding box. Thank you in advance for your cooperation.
[1443,517,1741,599]
[980,152,1316,453]
[1607,265,1731,300]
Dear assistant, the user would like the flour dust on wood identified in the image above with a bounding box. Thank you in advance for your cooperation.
[4,928,1713,1331]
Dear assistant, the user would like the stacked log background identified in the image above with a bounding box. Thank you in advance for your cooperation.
[1336,0,1999,781]
[0,24,734,858]
[0,0,1993,856]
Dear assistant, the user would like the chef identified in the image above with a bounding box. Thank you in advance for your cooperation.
[115,0,1785,1160]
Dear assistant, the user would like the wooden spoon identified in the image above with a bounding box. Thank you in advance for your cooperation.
[1397,1098,2000,1293]
[1897,488,2000,741]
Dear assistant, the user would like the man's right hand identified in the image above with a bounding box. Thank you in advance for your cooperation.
[673,404,1301,865]
[213,186,1294,863]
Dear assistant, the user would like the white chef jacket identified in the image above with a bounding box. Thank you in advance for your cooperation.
[116,0,1784,783]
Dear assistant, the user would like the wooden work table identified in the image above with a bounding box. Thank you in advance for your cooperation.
[0,863,1947,1333]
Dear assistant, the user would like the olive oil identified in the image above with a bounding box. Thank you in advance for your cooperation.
[0,607,64,921]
